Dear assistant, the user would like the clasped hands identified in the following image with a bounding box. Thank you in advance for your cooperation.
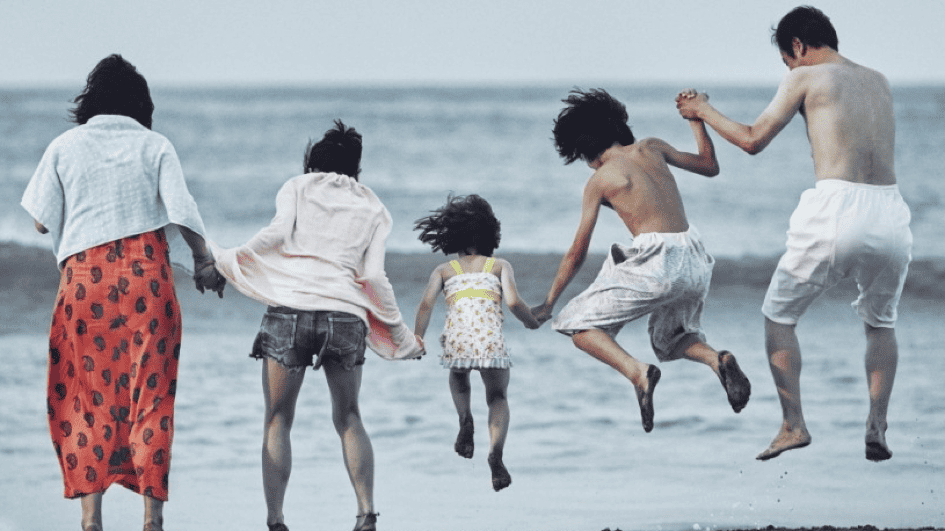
[675,88,708,121]
[529,301,554,328]
[193,255,226,298]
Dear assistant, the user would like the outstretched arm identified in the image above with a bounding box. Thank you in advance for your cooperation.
[499,260,540,329]
[650,119,719,177]
[532,177,603,324]
[414,267,444,341]
[676,74,806,154]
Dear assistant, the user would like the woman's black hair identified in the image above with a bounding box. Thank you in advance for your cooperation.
[552,88,635,165]
[415,194,501,256]
[70,54,154,129]
[304,120,363,179]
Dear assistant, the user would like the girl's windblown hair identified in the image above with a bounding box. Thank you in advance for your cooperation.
[553,88,635,164]
[415,194,501,256]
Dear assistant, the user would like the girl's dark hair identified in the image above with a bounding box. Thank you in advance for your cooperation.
[772,5,838,58]
[415,194,501,256]
[304,120,363,179]
[553,88,635,165]
[70,54,154,129]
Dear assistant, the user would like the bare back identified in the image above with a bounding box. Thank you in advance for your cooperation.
[797,59,896,185]
[595,142,690,236]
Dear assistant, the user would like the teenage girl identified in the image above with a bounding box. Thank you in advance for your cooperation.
[414,194,540,491]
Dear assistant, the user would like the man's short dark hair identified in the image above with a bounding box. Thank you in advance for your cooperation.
[772,5,839,58]
[553,88,635,165]
[70,54,154,129]
[304,120,363,179]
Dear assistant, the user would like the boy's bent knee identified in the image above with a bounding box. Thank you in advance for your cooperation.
[571,329,594,350]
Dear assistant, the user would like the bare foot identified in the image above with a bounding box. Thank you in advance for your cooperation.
[454,418,474,459]
[487,451,512,491]
[756,424,811,460]
[865,423,892,461]
[634,365,661,433]
[82,524,103,531]
[718,351,751,413]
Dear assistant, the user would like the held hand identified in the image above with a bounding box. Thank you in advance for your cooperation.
[675,88,698,101]
[193,260,226,298]
[523,319,540,330]
[530,302,554,326]
[414,334,427,358]
[675,89,708,121]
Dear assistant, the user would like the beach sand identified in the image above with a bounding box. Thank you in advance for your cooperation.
[1,244,943,531]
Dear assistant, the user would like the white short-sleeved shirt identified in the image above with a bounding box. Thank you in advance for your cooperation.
[21,115,208,268]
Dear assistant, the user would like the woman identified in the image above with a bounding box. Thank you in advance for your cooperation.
[210,121,423,531]
[20,54,224,531]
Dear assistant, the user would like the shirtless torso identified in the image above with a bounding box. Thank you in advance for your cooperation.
[590,140,691,236]
[536,119,719,310]
[770,54,895,185]
[678,46,896,186]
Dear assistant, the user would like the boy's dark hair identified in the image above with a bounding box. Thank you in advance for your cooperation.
[772,5,838,58]
[70,54,154,129]
[552,88,635,165]
[415,194,501,256]
[304,120,363,179]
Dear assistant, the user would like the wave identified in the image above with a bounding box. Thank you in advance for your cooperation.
[4,240,943,299]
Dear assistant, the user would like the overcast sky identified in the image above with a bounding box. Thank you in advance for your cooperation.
[2,0,943,87]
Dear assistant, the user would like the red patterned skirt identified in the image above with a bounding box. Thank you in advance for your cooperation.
[47,229,180,501]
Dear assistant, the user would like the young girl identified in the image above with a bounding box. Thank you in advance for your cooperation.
[413,194,539,492]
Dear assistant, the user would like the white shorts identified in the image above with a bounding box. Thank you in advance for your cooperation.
[762,180,912,328]
[552,227,714,361]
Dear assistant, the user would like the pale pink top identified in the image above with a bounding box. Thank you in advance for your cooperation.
[210,172,422,361]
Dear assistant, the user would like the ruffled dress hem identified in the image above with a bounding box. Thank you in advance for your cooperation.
[440,356,512,370]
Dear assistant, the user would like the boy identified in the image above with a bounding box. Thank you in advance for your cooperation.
[532,88,750,432]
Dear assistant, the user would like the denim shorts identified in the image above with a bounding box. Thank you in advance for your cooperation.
[250,307,367,371]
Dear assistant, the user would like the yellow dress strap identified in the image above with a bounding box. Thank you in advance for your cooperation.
[483,257,496,274]
[449,260,464,275]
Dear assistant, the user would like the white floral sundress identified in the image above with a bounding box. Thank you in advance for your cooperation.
[439,258,511,370]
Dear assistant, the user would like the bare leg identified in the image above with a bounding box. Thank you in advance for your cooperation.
[864,324,898,461]
[480,368,511,491]
[449,369,475,458]
[679,341,751,413]
[261,359,306,527]
[757,318,811,460]
[142,496,164,531]
[323,362,375,519]
[80,492,103,531]
[572,329,660,432]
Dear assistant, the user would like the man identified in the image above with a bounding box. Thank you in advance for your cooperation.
[532,88,751,433]
[676,6,912,461]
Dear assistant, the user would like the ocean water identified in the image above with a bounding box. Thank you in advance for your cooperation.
[1,86,944,530]
[1,281,943,530]
[2,85,943,258]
